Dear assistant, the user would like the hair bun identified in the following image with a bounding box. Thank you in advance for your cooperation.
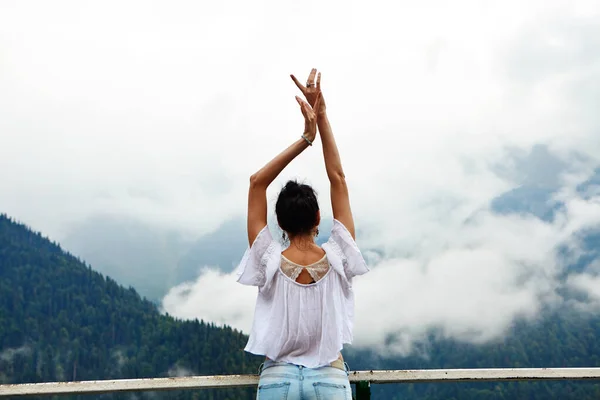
[284,180,302,194]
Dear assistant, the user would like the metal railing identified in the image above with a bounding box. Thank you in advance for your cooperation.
[2,368,600,399]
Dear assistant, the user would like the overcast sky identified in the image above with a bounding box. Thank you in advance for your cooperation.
[2,0,600,355]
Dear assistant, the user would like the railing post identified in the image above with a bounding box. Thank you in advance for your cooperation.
[355,380,370,400]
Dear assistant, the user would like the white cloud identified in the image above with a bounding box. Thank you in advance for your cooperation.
[2,0,600,354]
[0,345,31,363]
[162,268,256,332]
[568,274,600,299]
[167,365,196,378]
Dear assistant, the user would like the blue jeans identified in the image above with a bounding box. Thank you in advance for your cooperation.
[257,359,353,400]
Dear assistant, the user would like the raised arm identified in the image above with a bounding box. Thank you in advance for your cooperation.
[291,69,355,239]
[247,94,322,246]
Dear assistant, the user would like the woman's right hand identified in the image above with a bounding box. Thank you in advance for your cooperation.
[291,68,326,115]
[296,92,321,144]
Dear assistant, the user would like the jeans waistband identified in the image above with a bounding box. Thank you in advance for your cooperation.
[260,359,349,374]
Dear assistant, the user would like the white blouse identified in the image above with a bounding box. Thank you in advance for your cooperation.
[236,219,369,368]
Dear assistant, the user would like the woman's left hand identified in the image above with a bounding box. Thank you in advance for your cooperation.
[296,92,321,144]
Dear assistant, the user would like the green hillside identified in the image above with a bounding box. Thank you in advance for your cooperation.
[0,214,261,399]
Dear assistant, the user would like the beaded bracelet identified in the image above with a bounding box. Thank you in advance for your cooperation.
[301,133,313,146]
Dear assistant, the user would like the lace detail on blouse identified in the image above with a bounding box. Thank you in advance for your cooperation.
[280,255,330,283]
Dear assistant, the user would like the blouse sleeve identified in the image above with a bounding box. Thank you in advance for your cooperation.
[236,226,276,287]
[324,219,370,282]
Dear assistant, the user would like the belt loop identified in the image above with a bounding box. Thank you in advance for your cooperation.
[258,362,265,375]
[344,362,350,376]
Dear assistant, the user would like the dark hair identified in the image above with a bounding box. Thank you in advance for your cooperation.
[276,180,319,238]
